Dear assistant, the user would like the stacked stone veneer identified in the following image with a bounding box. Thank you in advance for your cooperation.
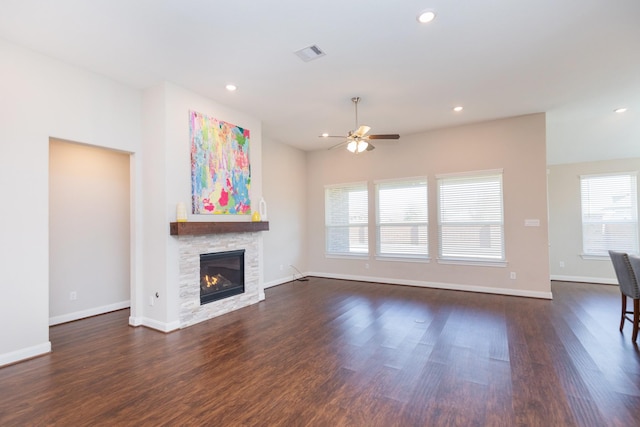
[177,232,261,328]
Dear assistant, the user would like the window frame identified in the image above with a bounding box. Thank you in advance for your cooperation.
[436,169,506,266]
[375,177,429,261]
[580,172,639,258]
[324,181,369,258]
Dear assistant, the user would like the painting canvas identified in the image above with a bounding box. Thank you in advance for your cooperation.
[190,110,251,215]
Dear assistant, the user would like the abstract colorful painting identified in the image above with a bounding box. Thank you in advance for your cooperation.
[190,110,251,215]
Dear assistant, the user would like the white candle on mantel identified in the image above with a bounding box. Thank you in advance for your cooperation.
[176,202,188,222]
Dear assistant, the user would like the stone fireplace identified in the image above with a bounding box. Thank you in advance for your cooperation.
[172,221,268,328]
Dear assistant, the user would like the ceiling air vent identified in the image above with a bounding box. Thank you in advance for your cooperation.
[294,45,326,62]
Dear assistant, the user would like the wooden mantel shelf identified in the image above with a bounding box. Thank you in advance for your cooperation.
[170,221,269,236]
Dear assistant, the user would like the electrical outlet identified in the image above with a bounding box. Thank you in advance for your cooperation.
[365,263,370,269]
[70,291,77,301]
[279,264,284,271]
[149,296,154,306]
[510,272,517,280]
[559,261,565,268]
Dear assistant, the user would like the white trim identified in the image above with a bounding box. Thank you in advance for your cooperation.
[325,253,369,260]
[550,274,617,285]
[437,258,507,267]
[324,180,368,190]
[435,168,503,179]
[129,316,143,327]
[580,254,613,261]
[0,341,51,367]
[579,171,638,179]
[373,176,427,185]
[307,271,553,299]
[375,255,430,263]
[49,300,130,326]
[140,318,181,333]
[264,276,295,288]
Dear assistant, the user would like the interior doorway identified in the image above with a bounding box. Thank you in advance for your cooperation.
[48,138,131,325]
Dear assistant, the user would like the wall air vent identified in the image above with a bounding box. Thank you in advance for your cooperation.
[294,45,326,62]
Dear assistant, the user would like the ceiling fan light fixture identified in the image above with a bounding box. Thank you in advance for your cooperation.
[324,96,399,152]
[417,10,436,24]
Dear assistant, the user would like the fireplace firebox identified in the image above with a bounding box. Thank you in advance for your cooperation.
[200,249,245,305]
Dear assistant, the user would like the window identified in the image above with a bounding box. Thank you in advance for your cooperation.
[437,170,504,262]
[580,173,638,256]
[325,182,368,256]
[376,178,428,258]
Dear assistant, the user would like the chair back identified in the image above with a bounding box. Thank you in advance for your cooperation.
[609,250,640,299]
[624,254,640,299]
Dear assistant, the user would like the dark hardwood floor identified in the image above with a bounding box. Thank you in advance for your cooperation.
[2,278,640,426]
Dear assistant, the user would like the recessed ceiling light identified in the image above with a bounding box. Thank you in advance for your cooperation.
[614,107,627,113]
[417,10,436,24]
[453,106,463,112]
[225,84,237,91]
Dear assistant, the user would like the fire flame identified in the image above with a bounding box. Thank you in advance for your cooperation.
[204,275,219,288]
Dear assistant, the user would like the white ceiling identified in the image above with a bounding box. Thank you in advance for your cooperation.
[1,0,638,164]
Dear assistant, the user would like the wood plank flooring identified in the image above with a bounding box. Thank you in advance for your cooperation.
[2,278,640,426]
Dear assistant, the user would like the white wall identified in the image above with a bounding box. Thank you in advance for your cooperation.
[138,82,263,331]
[262,137,307,286]
[49,139,131,324]
[0,35,552,365]
[548,157,640,283]
[1,38,268,362]
[0,39,142,366]
[306,114,551,297]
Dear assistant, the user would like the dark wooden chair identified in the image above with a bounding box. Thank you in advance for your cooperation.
[609,250,640,342]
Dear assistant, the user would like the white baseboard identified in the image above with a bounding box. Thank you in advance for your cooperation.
[307,271,553,299]
[550,274,617,285]
[129,316,143,327]
[49,300,130,326]
[0,341,51,367]
[264,276,297,289]
[138,317,181,333]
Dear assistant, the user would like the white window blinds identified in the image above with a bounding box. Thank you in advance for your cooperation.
[581,173,638,256]
[325,182,368,255]
[376,179,428,258]
[437,171,504,261]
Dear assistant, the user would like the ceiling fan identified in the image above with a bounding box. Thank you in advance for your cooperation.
[320,97,400,153]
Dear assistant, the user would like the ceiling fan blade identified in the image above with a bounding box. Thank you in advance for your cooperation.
[366,142,376,151]
[319,134,348,138]
[328,140,348,150]
[353,125,371,137]
[367,134,400,140]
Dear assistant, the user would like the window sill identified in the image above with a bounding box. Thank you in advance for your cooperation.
[437,258,507,267]
[375,255,430,263]
[580,254,612,261]
[325,253,369,260]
